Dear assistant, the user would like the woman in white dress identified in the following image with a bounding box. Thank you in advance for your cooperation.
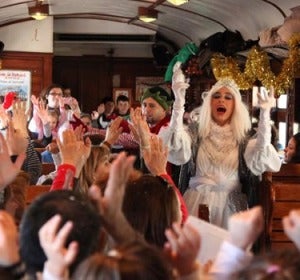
[159,62,281,229]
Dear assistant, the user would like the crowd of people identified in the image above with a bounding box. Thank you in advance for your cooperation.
[0,59,299,279]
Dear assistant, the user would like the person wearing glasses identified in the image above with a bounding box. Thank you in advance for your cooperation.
[28,84,69,141]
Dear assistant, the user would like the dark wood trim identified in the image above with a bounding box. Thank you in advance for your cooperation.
[1,51,53,96]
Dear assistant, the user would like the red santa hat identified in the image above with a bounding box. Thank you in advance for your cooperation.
[3,91,17,110]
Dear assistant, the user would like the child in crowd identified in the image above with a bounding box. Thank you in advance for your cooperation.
[283,132,300,163]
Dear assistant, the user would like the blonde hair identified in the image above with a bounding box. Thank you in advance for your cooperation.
[195,78,251,143]
[77,146,110,196]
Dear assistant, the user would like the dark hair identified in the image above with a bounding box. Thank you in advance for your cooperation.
[116,94,129,103]
[40,83,64,99]
[19,190,101,277]
[238,249,300,280]
[72,241,174,280]
[80,113,92,121]
[122,175,179,248]
[290,132,300,163]
[101,96,114,104]
[148,86,172,101]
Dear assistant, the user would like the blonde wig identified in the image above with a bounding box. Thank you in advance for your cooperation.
[194,78,251,143]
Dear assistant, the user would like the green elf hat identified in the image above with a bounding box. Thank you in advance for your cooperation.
[140,86,173,110]
[164,42,199,82]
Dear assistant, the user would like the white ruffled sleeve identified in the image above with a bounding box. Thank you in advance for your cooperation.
[158,61,192,165]
[244,108,281,175]
[159,124,192,165]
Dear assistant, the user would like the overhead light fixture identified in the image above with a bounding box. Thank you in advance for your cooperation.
[167,0,189,6]
[28,1,49,20]
[138,7,158,23]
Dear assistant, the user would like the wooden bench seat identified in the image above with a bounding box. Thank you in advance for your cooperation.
[25,185,51,205]
[266,164,300,251]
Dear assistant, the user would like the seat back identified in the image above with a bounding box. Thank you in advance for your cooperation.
[41,163,56,175]
[25,185,51,206]
[268,164,300,251]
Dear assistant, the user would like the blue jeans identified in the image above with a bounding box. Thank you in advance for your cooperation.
[41,150,54,163]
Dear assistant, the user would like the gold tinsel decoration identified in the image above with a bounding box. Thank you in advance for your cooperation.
[211,33,300,97]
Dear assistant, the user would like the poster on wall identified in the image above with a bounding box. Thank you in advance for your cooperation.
[135,76,170,101]
[113,88,132,103]
[0,69,31,109]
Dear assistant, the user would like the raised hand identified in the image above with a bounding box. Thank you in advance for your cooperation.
[0,104,9,129]
[164,221,201,276]
[257,86,276,111]
[0,211,20,266]
[90,152,135,220]
[228,206,263,250]
[142,135,168,175]
[5,119,28,156]
[38,214,78,278]
[30,94,40,107]
[91,110,99,120]
[57,129,91,177]
[73,124,85,141]
[172,62,189,108]
[34,101,49,125]
[89,152,137,243]
[282,209,300,250]
[129,107,150,145]
[11,100,29,137]
[0,129,26,190]
[104,116,123,146]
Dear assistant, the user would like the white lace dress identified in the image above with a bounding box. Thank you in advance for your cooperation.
[184,122,242,228]
[159,120,281,229]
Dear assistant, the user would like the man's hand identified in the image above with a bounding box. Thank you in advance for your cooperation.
[129,107,150,145]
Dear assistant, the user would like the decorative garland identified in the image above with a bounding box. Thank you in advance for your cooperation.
[211,33,300,97]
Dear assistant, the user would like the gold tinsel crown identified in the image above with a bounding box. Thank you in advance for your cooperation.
[211,33,300,97]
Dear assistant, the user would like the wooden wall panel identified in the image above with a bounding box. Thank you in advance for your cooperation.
[52,57,79,103]
[53,56,165,113]
[0,51,53,97]
[79,58,111,113]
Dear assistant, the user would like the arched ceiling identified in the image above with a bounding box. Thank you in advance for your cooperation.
[0,0,298,56]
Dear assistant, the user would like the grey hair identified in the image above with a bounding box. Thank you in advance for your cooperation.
[195,78,251,143]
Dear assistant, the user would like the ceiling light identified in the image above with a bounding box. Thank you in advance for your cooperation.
[138,7,158,23]
[167,0,189,6]
[28,2,49,20]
